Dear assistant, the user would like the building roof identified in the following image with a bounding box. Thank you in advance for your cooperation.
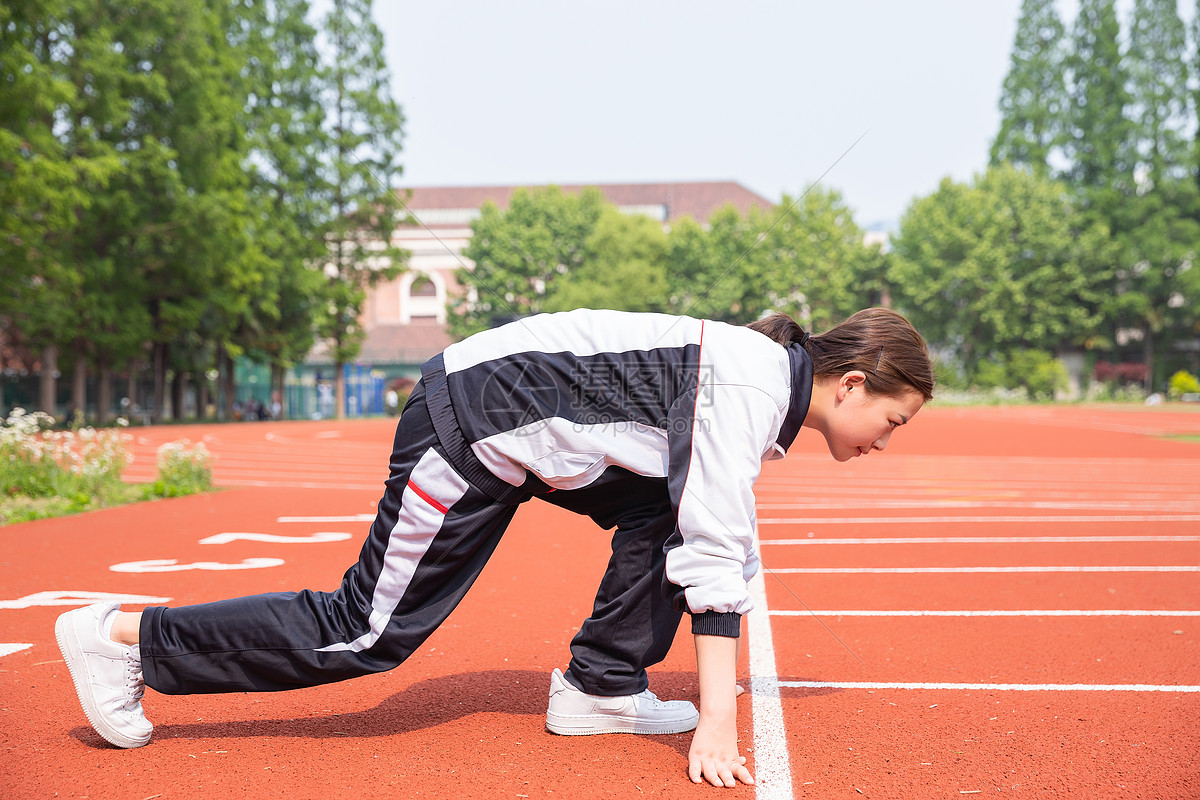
[395,181,775,227]
[311,320,454,366]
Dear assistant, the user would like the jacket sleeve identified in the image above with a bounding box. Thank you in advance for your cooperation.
[663,380,781,637]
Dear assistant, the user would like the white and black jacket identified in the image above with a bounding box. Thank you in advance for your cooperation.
[420,309,813,637]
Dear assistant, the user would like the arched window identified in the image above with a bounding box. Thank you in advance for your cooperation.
[409,274,436,297]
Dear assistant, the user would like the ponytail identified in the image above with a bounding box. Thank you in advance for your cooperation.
[747,309,934,401]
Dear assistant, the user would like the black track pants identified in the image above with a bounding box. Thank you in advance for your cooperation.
[140,384,682,697]
[545,473,683,696]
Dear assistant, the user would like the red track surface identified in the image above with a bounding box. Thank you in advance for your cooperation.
[2,404,1198,798]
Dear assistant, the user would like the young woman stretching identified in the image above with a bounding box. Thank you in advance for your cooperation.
[57,306,934,788]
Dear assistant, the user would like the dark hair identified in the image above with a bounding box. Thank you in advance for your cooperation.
[746,309,934,401]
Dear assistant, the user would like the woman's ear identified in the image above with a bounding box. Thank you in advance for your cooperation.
[835,371,868,401]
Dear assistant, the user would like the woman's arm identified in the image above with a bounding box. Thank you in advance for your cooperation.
[689,633,754,787]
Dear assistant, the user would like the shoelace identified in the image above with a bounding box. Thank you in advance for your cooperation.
[123,653,146,707]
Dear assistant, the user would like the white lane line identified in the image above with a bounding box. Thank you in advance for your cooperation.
[200,532,353,545]
[756,501,1200,511]
[778,681,1200,693]
[748,539,792,799]
[770,609,1200,617]
[215,479,381,491]
[759,515,1200,525]
[761,535,1200,546]
[109,558,286,573]
[767,566,1200,574]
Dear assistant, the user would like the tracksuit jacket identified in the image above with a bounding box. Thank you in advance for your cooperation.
[424,308,814,635]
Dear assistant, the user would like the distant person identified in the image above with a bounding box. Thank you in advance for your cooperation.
[55,307,933,788]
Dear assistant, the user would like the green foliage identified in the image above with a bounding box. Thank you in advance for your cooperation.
[969,350,1066,399]
[0,407,214,523]
[1168,370,1200,398]
[760,186,877,330]
[0,0,405,421]
[1064,0,1136,197]
[0,408,138,523]
[990,0,1066,173]
[666,207,773,324]
[146,439,212,497]
[452,186,607,338]
[1009,349,1069,399]
[451,184,885,339]
[542,207,671,314]
[318,0,408,386]
[1127,0,1190,185]
[891,165,1110,379]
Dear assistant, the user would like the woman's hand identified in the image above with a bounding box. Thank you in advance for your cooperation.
[688,710,754,787]
[691,634,754,787]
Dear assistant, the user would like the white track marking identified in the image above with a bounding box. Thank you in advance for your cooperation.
[109,558,285,573]
[778,680,1200,693]
[767,566,1200,574]
[758,515,1200,525]
[0,591,172,610]
[199,531,353,545]
[760,535,1200,546]
[277,514,376,523]
[215,479,381,491]
[770,609,1200,617]
[0,644,33,658]
[756,500,1200,511]
[748,546,792,799]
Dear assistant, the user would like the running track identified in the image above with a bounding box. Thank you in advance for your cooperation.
[2,404,1198,798]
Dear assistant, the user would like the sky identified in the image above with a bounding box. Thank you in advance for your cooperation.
[370,0,1187,230]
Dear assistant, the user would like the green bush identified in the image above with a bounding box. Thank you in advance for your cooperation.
[148,439,212,497]
[973,359,1008,390]
[1168,370,1200,399]
[1,409,131,501]
[1,407,214,524]
[1009,349,1068,400]
[968,349,1066,400]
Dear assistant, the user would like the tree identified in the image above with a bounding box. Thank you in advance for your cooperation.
[318,0,406,419]
[761,186,877,332]
[1127,0,1191,188]
[1103,0,1196,387]
[890,165,1112,381]
[666,205,775,325]
[451,186,607,338]
[1107,180,1200,387]
[0,0,122,418]
[233,0,331,417]
[542,206,671,314]
[1063,0,1136,205]
[990,0,1067,173]
[1194,1,1200,193]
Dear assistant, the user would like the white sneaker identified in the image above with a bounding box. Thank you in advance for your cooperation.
[55,602,152,748]
[545,667,699,735]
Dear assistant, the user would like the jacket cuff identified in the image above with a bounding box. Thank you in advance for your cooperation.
[690,610,742,637]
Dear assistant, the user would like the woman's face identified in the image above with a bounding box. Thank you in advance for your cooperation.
[821,376,924,462]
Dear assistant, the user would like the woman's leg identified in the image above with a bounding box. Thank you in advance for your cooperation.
[543,471,683,696]
[138,384,520,694]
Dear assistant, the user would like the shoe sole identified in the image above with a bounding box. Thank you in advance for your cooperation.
[545,712,699,736]
[55,613,151,749]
